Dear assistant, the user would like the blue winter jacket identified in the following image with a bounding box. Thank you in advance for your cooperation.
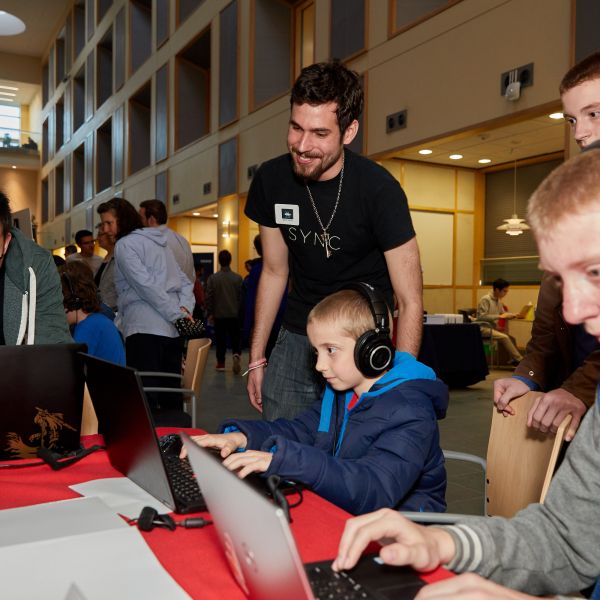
[222,352,448,515]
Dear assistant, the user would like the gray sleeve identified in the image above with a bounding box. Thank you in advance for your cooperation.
[440,401,600,596]
[476,296,498,324]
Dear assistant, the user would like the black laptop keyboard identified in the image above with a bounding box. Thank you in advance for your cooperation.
[163,454,207,511]
[307,564,373,599]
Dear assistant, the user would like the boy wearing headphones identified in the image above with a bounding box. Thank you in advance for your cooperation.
[60,261,125,366]
[188,284,448,515]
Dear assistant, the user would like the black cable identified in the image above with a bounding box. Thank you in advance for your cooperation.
[0,445,105,469]
[287,485,304,509]
[129,506,212,531]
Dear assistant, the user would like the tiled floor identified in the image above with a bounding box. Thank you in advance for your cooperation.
[196,349,509,516]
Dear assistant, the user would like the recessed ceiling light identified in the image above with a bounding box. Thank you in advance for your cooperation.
[192,212,200,216]
[0,85,18,91]
[478,158,492,164]
[0,11,26,36]
[549,112,564,120]
[449,154,463,160]
[0,92,16,97]
[418,149,433,155]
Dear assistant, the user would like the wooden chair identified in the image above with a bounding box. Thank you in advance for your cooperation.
[486,390,570,516]
[403,391,571,523]
[140,338,212,428]
[80,383,99,436]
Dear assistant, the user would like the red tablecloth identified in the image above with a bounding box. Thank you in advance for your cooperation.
[0,428,452,598]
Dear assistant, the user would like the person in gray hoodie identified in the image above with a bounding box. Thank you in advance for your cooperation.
[331,150,600,600]
[98,198,195,424]
[0,191,71,345]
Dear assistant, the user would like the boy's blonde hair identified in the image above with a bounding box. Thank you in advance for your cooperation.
[527,150,600,236]
[307,289,382,340]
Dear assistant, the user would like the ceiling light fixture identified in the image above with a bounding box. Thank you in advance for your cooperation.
[11,165,16,169]
[0,11,26,36]
[192,212,200,216]
[478,158,491,164]
[212,213,218,218]
[418,149,433,155]
[496,160,530,236]
[0,85,18,91]
[449,154,463,160]
[548,112,564,120]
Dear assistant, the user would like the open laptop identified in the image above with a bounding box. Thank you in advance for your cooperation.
[514,303,533,319]
[83,354,292,515]
[83,353,208,514]
[182,432,428,600]
[0,344,86,461]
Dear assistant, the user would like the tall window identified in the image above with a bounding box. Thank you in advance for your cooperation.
[0,105,21,145]
[294,0,315,76]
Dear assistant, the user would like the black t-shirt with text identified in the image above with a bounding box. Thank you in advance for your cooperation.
[245,148,415,334]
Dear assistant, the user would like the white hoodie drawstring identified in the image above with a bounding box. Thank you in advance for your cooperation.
[16,267,36,345]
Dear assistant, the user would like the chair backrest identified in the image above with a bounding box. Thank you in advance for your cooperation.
[485,391,570,518]
[81,383,98,436]
[182,338,211,397]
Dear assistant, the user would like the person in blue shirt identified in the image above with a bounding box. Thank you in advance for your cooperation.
[187,284,448,515]
[60,261,125,366]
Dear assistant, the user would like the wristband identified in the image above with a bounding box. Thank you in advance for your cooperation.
[242,359,267,377]
[248,358,267,369]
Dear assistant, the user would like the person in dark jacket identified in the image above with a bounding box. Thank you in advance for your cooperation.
[187,287,448,515]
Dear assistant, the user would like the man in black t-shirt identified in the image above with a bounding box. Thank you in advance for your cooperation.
[245,61,423,420]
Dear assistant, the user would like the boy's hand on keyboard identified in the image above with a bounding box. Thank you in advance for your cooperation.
[222,450,273,478]
[180,432,248,459]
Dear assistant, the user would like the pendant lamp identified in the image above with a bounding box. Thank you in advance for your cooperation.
[496,160,530,236]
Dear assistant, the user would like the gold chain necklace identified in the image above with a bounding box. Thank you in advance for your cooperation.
[305,156,344,259]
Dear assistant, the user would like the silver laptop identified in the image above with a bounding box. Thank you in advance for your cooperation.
[181,432,426,600]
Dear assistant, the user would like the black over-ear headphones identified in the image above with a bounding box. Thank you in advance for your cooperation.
[61,271,82,312]
[345,282,395,378]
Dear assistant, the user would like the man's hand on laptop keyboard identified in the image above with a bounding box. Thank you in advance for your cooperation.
[222,450,273,478]
[332,508,455,574]
[179,432,248,459]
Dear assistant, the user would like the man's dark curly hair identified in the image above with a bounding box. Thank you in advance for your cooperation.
[97,197,142,239]
[290,60,363,135]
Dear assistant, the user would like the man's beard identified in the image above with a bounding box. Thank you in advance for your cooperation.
[290,146,343,181]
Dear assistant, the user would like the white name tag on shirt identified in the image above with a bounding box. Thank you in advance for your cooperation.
[274,204,299,226]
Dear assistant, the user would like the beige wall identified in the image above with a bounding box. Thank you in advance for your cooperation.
[0,167,38,217]
[382,158,482,314]
[360,0,570,155]
[0,52,40,85]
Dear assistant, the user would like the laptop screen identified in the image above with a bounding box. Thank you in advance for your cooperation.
[0,344,86,461]
[182,433,315,600]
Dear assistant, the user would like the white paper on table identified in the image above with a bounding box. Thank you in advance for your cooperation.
[69,476,172,518]
[0,497,189,600]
